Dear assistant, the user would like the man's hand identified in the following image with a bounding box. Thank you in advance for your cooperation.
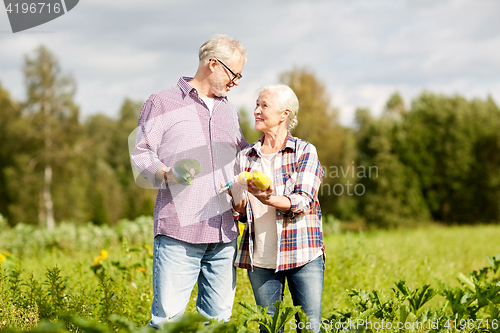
[165,166,196,183]
[158,166,196,184]
[225,177,247,214]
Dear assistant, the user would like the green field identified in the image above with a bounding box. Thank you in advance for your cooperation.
[1,217,500,332]
[322,225,500,312]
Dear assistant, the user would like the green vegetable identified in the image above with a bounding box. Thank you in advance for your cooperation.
[172,158,201,185]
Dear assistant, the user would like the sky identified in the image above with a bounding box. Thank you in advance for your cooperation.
[1,0,499,126]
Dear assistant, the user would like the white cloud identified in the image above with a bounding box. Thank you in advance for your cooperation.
[0,0,498,127]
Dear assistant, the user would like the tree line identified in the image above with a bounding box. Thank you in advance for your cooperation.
[1,45,499,229]
[0,46,155,229]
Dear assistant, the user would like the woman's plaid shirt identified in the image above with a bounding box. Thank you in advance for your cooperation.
[234,133,325,272]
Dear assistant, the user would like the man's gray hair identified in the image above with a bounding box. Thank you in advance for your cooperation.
[257,84,299,131]
[199,34,247,65]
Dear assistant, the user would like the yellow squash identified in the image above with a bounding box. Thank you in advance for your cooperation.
[238,171,253,185]
[252,171,272,191]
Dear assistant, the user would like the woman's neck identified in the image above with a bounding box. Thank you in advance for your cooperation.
[261,127,288,154]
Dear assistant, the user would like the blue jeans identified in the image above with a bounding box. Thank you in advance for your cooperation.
[247,256,324,333]
[149,235,237,328]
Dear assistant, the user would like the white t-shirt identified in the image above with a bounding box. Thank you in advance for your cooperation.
[249,152,278,269]
[200,97,214,116]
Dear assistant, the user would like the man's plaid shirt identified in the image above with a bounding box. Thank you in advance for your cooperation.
[234,133,325,272]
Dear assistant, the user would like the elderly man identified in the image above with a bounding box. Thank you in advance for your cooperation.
[130,35,248,328]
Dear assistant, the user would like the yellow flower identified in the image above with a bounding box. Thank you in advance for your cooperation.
[136,267,146,272]
[144,245,150,250]
[93,250,108,266]
[98,250,108,260]
[4,251,11,257]
[0,253,6,263]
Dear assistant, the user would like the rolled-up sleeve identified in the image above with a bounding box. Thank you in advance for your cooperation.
[284,143,324,216]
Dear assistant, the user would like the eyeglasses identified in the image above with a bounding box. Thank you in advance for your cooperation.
[211,58,242,82]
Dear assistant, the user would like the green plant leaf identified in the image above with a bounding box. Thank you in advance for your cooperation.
[488,300,500,320]
[399,304,409,324]
[108,314,141,333]
[486,254,500,274]
[458,273,476,292]
[269,301,300,333]
[408,284,436,314]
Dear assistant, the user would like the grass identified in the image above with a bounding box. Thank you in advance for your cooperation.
[322,224,500,315]
[2,220,500,331]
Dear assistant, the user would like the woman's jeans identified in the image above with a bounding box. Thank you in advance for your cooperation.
[247,256,324,333]
[149,235,237,329]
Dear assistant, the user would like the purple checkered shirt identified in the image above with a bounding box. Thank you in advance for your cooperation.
[130,77,248,244]
[234,133,325,272]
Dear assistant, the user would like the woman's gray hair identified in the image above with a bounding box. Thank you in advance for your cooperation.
[199,34,247,65]
[257,84,299,131]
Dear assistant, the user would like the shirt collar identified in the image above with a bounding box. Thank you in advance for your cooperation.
[177,76,228,103]
[251,132,296,156]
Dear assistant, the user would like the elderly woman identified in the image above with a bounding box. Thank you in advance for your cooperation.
[231,84,325,333]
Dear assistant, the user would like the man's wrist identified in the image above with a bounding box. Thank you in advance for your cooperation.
[162,166,174,182]
[231,198,246,215]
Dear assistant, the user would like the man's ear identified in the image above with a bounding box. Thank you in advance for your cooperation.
[208,58,217,73]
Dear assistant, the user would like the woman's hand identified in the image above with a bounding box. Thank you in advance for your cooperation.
[247,182,274,205]
[248,181,292,212]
